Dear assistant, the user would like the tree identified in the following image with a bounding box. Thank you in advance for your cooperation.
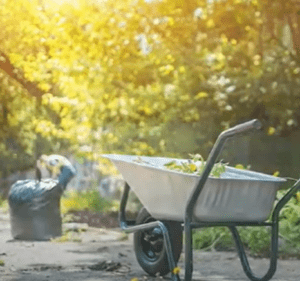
[2,0,300,179]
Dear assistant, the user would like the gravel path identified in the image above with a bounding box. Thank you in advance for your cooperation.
[0,210,299,281]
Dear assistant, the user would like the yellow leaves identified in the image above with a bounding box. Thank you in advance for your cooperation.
[131,142,155,156]
[273,171,280,177]
[138,105,153,116]
[221,34,228,44]
[216,52,225,61]
[178,66,186,73]
[268,127,276,136]
[9,53,23,64]
[61,118,76,130]
[166,54,175,63]
[102,132,119,143]
[235,164,245,170]
[39,82,51,92]
[206,19,215,29]
[211,53,226,71]
[181,109,200,122]
[195,92,208,100]
[159,64,174,76]
[76,125,92,142]
[35,120,57,137]
[60,107,70,117]
[179,94,190,101]
[7,114,19,127]
[139,142,149,150]
[172,266,181,275]
[297,192,300,202]
[293,68,300,75]
[50,98,62,112]
[189,163,197,172]
[41,93,53,105]
[168,17,175,26]
[230,39,237,45]
[253,54,261,66]
[255,11,261,18]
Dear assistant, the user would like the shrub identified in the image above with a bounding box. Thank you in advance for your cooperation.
[61,189,114,215]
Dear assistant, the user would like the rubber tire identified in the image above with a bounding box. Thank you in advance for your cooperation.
[133,207,182,276]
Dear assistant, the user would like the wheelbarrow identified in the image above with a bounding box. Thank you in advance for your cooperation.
[103,119,299,281]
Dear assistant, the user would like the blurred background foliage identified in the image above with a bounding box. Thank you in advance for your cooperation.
[1,0,300,180]
[2,0,300,258]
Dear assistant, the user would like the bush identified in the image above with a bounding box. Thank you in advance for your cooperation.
[193,227,234,252]
[61,189,114,215]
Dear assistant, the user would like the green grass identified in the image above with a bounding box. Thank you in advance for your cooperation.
[51,231,82,243]
[0,196,9,213]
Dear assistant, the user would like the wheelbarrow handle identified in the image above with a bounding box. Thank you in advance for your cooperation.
[221,119,262,138]
[186,119,262,217]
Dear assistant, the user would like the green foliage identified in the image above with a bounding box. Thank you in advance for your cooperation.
[0,197,8,213]
[276,189,300,257]
[239,227,271,256]
[193,227,234,251]
[193,226,272,256]
[60,189,114,215]
[0,1,300,257]
[2,0,300,177]
[193,188,300,258]
[163,154,227,177]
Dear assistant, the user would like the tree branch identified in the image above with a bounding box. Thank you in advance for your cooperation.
[0,50,45,99]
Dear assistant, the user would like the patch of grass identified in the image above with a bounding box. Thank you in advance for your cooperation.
[118,232,129,241]
[0,197,9,213]
[0,260,5,266]
[51,231,82,243]
[61,189,114,215]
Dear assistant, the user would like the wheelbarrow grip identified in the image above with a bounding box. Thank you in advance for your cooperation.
[222,119,262,138]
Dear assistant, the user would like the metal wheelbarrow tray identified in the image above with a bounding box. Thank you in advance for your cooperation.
[103,120,300,281]
[103,154,285,223]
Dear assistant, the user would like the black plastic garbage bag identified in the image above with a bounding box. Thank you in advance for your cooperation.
[8,155,76,241]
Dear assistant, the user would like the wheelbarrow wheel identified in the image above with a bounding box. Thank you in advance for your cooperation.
[133,207,182,276]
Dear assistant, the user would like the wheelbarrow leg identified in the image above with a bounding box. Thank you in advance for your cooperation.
[184,219,193,281]
[229,224,278,281]
[158,222,181,281]
[229,179,300,281]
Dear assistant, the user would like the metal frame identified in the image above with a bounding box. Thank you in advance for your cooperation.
[119,119,300,281]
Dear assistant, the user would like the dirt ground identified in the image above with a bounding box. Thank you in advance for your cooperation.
[0,210,299,281]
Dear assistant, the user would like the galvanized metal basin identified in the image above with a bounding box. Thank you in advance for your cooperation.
[103,154,286,222]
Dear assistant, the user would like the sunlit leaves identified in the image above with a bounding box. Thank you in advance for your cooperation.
[2,0,300,176]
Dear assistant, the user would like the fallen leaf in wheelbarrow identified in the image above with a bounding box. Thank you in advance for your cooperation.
[88,260,121,271]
